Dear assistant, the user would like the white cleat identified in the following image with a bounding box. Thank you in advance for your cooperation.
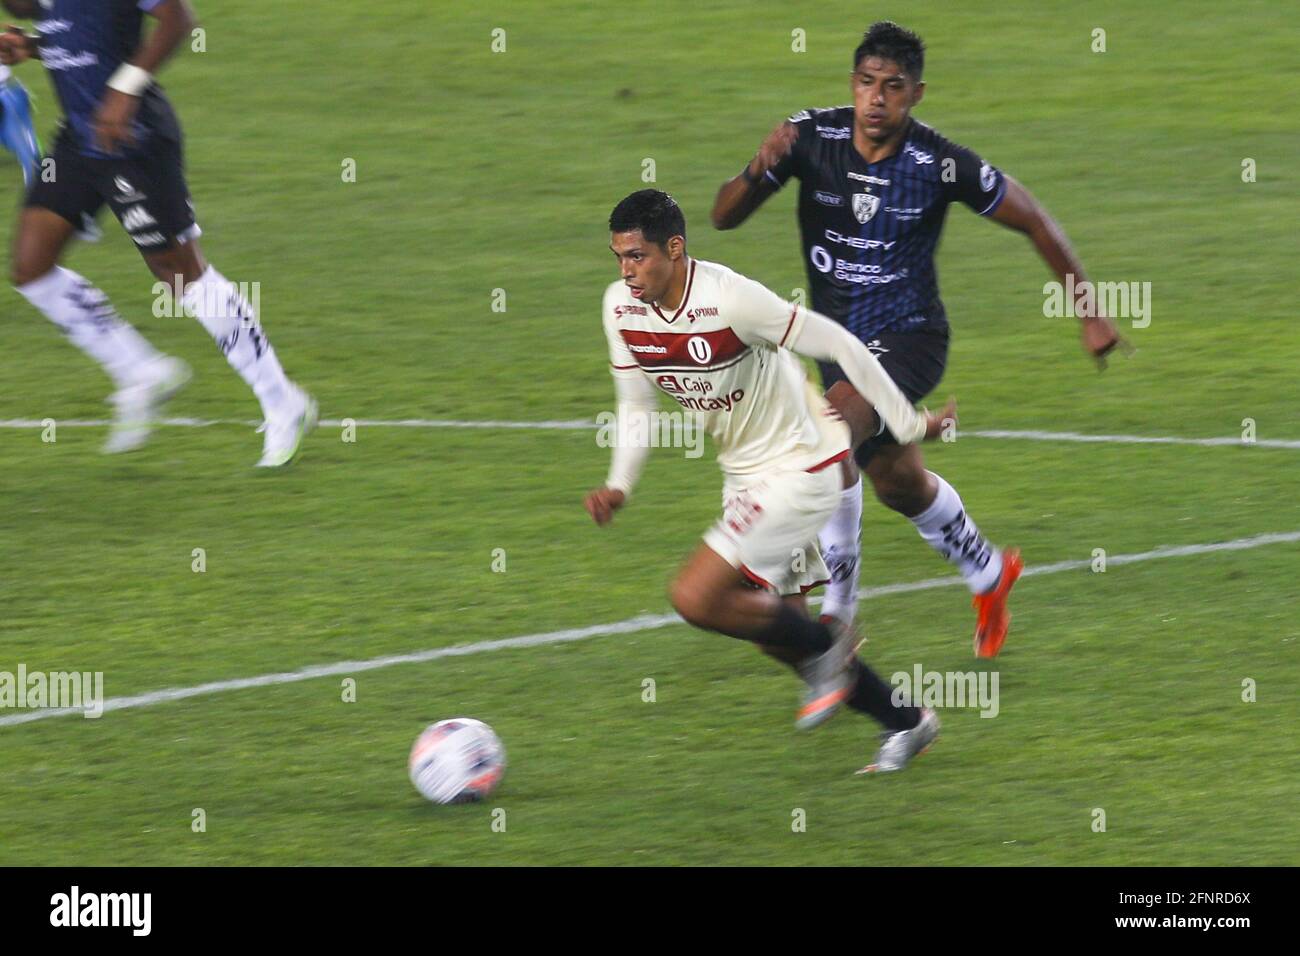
[102,356,191,454]
[857,708,940,774]
[255,386,318,468]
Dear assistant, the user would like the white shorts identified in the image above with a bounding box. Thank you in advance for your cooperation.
[703,457,846,596]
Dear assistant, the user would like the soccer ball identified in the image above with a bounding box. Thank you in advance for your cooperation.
[408,718,506,804]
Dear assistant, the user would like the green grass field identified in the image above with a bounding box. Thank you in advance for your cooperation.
[1,1,1297,866]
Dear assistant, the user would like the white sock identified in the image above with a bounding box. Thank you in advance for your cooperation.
[17,267,162,389]
[910,471,1003,593]
[818,478,863,623]
[182,265,292,415]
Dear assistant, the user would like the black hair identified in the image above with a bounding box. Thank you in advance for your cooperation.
[608,189,686,249]
[853,21,925,82]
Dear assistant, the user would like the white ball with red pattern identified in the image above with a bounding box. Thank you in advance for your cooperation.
[408,718,506,804]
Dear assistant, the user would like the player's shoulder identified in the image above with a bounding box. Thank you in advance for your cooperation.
[787,105,854,142]
[602,279,634,320]
[693,258,781,309]
[905,118,979,159]
[691,257,749,292]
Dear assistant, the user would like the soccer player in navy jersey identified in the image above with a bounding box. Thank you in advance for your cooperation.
[1,0,315,465]
[712,21,1124,657]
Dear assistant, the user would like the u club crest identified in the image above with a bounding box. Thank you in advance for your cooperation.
[852,191,880,224]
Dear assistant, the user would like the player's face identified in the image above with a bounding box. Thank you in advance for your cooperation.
[609,230,682,303]
[851,56,925,141]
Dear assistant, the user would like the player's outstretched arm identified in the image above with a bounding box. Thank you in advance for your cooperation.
[989,174,1129,368]
[91,0,197,153]
[711,121,797,230]
[0,24,38,66]
[585,370,657,526]
[790,310,952,443]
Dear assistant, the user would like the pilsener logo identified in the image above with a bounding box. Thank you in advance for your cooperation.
[50,886,151,936]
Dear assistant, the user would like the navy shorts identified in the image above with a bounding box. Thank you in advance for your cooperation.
[818,327,950,468]
[24,128,197,253]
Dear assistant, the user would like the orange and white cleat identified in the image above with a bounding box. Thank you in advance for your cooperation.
[795,616,857,730]
[972,547,1023,658]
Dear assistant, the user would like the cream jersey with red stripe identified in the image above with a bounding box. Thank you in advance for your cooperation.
[603,258,849,478]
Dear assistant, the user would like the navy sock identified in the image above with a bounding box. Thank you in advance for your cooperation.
[844,658,921,730]
[753,604,833,654]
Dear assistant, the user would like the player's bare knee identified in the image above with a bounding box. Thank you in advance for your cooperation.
[669,578,713,629]
[143,243,204,287]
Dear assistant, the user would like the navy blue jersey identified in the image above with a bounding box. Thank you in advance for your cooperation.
[767,107,1006,340]
[33,0,180,159]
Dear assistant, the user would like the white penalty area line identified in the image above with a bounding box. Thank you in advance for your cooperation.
[1,417,1298,449]
[2,528,1297,729]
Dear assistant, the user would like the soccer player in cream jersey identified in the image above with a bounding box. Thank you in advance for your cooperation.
[586,190,954,772]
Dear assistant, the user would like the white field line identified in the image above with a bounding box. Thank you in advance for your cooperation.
[1,417,1298,449]
[2,529,1297,729]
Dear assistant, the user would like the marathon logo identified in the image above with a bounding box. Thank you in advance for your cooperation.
[847,172,891,186]
[619,328,748,370]
[815,125,851,140]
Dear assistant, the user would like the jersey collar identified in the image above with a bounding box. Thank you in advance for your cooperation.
[651,257,697,324]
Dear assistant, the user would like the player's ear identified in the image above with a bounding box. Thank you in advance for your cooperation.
[911,80,926,106]
[667,235,685,260]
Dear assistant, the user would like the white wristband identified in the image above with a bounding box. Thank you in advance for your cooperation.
[107,63,152,97]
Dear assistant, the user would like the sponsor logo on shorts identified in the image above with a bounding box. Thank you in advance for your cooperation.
[813,190,843,207]
[131,231,167,247]
[113,177,145,202]
[120,206,157,232]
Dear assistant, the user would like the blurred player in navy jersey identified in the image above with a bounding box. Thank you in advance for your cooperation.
[1,0,315,465]
[713,21,1124,657]
[0,58,40,185]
